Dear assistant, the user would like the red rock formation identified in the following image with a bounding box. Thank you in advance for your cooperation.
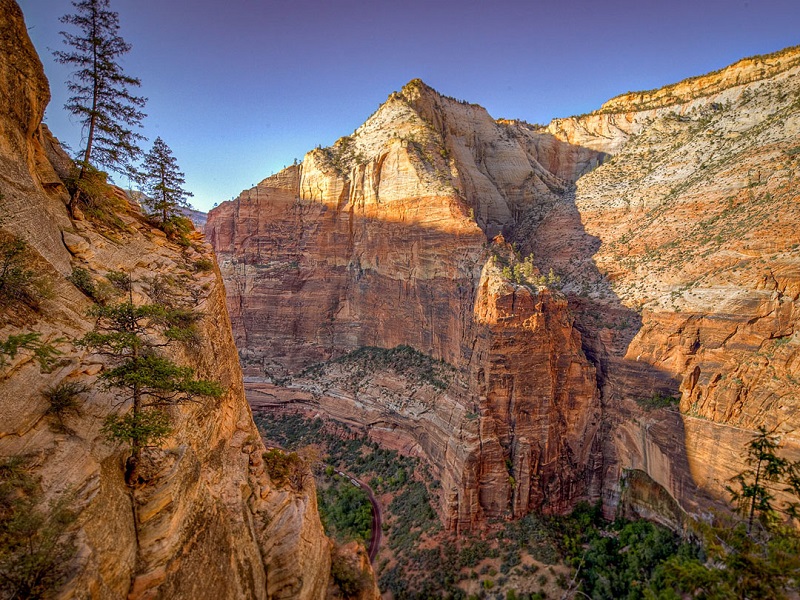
[210,47,800,530]
[208,96,605,528]
[0,3,347,597]
[538,45,800,514]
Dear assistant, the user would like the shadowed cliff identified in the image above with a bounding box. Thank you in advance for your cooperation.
[209,47,800,531]
[0,2,360,598]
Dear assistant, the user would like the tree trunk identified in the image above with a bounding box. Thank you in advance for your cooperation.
[69,9,100,220]
[747,459,763,533]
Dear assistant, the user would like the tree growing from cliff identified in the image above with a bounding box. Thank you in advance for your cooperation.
[0,458,77,599]
[727,426,800,533]
[79,275,223,484]
[54,0,147,217]
[139,137,194,225]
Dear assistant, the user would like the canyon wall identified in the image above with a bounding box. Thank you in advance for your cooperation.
[0,2,344,598]
[208,81,604,529]
[209,46,800,528]
[538,45,800,512]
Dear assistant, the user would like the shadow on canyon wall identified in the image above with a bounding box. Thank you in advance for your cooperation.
[512,181,714,518]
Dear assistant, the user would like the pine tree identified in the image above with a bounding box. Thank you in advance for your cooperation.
[79,275,223,484]
[140,137,194,225]
[54,0,147,217]
[727,426,800,533]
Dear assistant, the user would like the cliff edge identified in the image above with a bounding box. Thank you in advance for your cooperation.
[0,2,347,598]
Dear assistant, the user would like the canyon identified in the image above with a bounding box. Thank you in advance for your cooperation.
[208,46,800,530]
[0,2,377,598]
[2,0,800,594]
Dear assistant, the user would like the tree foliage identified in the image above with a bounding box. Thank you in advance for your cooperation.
[54,0,146,215]
[140,137,194,225]
[0,235,51,312]
[262,448,314,491]
[727,426,800,532]
[79,276,223,484]
[0,333,62,372]
[644,428,800,599]
[0,459,77,599]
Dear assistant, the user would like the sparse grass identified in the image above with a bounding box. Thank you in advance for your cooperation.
[635,392,679,410]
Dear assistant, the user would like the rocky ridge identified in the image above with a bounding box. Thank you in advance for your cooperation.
[209,45,800,528]
[0,2,359,598]
[208,81,606,529]
[538,45,800,511]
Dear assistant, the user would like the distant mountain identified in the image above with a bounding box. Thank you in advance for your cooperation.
[180,206,207,231]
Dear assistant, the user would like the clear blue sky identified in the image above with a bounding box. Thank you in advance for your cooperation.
[18,0,800,212]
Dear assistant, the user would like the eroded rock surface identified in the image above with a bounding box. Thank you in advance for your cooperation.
[0,2,343,598]
[210,46,800,529]
[208,81,605,529]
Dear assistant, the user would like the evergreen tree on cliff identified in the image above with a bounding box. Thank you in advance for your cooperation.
[140,137,193,225]
[54,0,146,217]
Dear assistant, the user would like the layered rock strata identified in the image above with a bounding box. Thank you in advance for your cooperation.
[208,84,604,529]
[537,45,800,510]
[0,2,351,598]
[210,46,800,528]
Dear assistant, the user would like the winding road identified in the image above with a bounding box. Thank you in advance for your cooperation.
[336,471,382,562]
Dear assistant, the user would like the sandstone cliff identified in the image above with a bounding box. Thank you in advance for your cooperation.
[538,45,800,514]
[0,2,340,598]
[208,81,604,530]
[209,46,800,528]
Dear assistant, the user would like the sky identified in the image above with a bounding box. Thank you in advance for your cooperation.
[17,0,800,212]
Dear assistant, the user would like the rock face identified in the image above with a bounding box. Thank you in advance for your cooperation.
[208,81,604,529]
[209,46,800,528]
[0,2,345,598]
[537,44,800,513]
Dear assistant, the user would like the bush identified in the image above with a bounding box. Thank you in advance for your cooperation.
[67,166,129,230]
[193,258,214,272]
[43,381,89,431]
[635,392,679,410]
[67,267,95,297]
[262,449,310,490]
[331,549,365,597]
[0,458,77,599]
[0,235,48,310]
[68,268,121,304]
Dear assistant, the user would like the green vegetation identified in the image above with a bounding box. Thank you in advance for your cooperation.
[140,137,194,226]
[492,247,561,290]
[635,391,679,410]
[318,473,372,544]
[193,258,214,272]
[302,345,454,391]
[43,381,89,432]
[316,135,367,175]
[727,426,800,532]
[0,234,49,311]
[54,0,146,217]
[0,458,77,599]
[0,332,62,372]
[330,546,368,597]
[79,276,223,484]
[68,267,121,304]
[254,413,420,492]
[262,448,314,491]
[254,413,800,599]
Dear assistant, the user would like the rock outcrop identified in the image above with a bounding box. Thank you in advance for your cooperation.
[208,81,605,529]
[0,2,346,598]
[537,45,800,512]
[209,46,800,528]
